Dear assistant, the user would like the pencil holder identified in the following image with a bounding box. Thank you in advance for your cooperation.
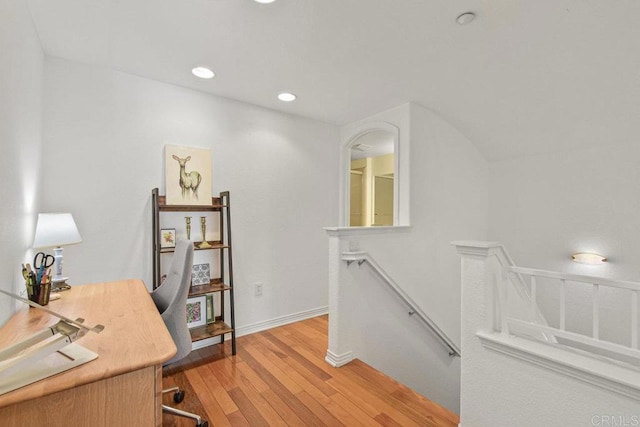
[25,280,51,306]
[25,282,33,301]
[38,281,51,305]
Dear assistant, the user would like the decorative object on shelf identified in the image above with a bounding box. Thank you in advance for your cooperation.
[197,216,212,249]
[191,263,211,286]
[160,228,176,248]
[206,294,214,324]
[32,213,82,290]
[186,296,207,328]
[165,145,212,206]
[185,216,192,240]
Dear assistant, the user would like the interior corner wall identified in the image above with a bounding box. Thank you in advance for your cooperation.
[408,103,489,344]
[0,0,44,326]
[41,57,339,329]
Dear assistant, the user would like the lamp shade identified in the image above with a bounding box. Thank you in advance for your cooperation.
[33,213,82,248]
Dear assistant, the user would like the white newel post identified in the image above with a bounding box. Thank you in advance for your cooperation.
[453,241,503,334]
[453,241,503,425]
[324,230,354,367]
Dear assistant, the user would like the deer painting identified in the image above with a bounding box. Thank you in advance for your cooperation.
[172,155,202,199]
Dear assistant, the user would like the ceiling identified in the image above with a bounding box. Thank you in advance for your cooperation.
[26,0,640,161]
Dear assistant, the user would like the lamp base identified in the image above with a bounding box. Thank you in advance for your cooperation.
[51,278,71,292]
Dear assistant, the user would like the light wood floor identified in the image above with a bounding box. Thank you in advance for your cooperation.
[162,315,459,426]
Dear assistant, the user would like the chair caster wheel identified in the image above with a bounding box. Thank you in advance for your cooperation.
[173,390,185,403]
[196,421,209,427]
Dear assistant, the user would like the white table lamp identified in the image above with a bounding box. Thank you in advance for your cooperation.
[33,213,82,286]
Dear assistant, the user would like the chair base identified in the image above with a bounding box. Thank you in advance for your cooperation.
[162,387,209,427]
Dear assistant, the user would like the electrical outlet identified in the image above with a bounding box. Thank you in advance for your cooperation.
[254,282,263,297]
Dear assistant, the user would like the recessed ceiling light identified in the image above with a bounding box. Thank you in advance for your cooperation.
[456,12,476,25]
[278,92,297,102]
[192,67,215,79]
[254,0,276,3]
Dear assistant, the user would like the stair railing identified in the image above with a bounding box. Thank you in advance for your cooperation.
[506,266,640,360]
[342,251,461,357]
[483,244,556,343]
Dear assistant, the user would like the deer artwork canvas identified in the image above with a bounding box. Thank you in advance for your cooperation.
[164,145,213,206]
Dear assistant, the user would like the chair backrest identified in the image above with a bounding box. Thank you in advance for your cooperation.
[151,239,194,365]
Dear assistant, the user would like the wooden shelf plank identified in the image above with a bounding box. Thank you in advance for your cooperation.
[189,280,231,297]
[160,241,229,253]
[189,320,234,342]
[157,195,226,211]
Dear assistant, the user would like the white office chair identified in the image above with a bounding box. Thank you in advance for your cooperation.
[151,239,209,427]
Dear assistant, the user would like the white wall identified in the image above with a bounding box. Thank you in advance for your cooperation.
[329,103,488,413]
[409,103,489,342]
[41,57,339,329]
[490,143,640,280]
[489,143,640,345]
[0,0,44,326]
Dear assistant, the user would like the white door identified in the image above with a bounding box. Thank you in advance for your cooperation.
[350,171,363,226]
[372,175,393,226]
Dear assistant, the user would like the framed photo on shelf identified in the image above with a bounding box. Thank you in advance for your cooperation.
[186,296,206,328]
[191,263,210,287]
[206,294,215,324]
[160,228,176,248]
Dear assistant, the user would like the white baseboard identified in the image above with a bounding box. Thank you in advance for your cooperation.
[191,336,222,351]
[325,349,354,367]
[191,306,328,351]
[236,306,328,337]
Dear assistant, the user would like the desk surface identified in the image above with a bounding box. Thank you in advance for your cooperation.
[0,279,176,408]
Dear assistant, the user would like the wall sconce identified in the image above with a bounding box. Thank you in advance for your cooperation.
[572,253,607,265]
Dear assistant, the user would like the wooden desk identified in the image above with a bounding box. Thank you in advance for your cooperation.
[0,280,176,426]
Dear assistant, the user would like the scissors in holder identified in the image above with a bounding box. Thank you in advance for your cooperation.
[33,252,54,283]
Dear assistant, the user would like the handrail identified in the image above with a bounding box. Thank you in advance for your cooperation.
[509,266,640,355]
[511,266,640,292]
[494,243,532,298]
[492,245,557,343]
[342,251,461,357]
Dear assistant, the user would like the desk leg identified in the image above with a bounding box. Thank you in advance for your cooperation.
[155,364,163,427]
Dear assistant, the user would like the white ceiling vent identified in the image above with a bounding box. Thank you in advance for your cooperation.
[351,144,372,152]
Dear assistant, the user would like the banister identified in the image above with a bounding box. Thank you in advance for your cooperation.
[342,251,461,358]
[510,265,640,358]
[510,266,640,292]
[453,241,556,343]
[456,241,640,401]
